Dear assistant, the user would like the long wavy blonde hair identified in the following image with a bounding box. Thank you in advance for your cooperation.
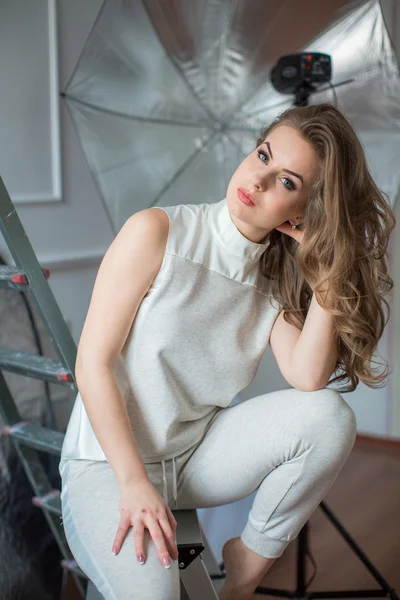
[257,103,396,393]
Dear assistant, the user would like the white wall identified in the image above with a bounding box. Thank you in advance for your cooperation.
[375,0,400,440]
[0,0,399,440]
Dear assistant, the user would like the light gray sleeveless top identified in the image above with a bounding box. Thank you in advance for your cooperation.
[59,197,281,502]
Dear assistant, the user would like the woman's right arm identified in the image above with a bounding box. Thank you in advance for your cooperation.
[74,208,178,566]
[74,208,168,487]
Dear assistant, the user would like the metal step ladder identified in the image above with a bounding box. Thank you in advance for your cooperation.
[0,175,224,599]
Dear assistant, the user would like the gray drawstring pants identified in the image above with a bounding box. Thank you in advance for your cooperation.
[60,387,357,600]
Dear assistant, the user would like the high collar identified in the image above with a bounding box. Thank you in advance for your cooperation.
[208,197,271,263]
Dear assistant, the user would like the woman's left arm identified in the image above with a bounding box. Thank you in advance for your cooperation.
[289,290,339,390]
[275,221,339,390]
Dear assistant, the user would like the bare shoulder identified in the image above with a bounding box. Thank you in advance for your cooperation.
[118,207,170,260]
[125,206,170,235]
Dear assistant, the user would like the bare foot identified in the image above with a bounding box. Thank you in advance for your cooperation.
[218,537,277,600]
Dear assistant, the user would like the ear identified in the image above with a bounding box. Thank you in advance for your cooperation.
[289,213,304,226]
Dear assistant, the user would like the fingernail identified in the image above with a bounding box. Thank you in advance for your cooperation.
[112,545,118,555]
[137,554,144,564]
[162,557,171,568]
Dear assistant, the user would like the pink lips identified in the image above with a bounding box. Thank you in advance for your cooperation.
[237,188,256,206]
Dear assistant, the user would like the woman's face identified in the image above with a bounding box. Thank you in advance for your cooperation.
[226,124,320,243]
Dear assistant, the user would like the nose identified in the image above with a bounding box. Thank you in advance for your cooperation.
[252,171,268,192]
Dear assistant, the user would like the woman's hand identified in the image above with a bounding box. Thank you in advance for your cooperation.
[112,477,179,568]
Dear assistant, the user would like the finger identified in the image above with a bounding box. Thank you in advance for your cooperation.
[132,520,146,565]
[166,506,178,531]
[147,518,173,568]
[159,512,179,560]
[112,519,130,555]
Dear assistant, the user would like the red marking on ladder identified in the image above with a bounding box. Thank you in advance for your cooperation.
[11,273,28,284]
[2,420,29,436]
[57,371,73,382]
[32,489,60,507]
[10,269,49,284]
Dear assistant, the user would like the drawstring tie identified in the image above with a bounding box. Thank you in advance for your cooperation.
[161,457,178,510]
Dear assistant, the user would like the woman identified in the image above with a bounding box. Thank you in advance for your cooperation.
[59,103,395,600]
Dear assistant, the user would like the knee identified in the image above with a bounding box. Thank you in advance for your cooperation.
[298,388,357,457]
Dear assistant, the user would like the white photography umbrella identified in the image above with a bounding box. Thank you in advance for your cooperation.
[62,0,400,234]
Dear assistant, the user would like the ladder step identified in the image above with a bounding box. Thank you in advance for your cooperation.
[0,265,50,289]
[173,509,203,547]
[32,489,62,515]
[3,421,64,455]
[0,347,74,385]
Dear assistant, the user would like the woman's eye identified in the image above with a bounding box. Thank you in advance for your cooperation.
[281,177,295,191]
[257,150,269,164]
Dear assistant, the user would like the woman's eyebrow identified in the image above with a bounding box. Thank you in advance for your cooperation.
[263,141,304,184]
